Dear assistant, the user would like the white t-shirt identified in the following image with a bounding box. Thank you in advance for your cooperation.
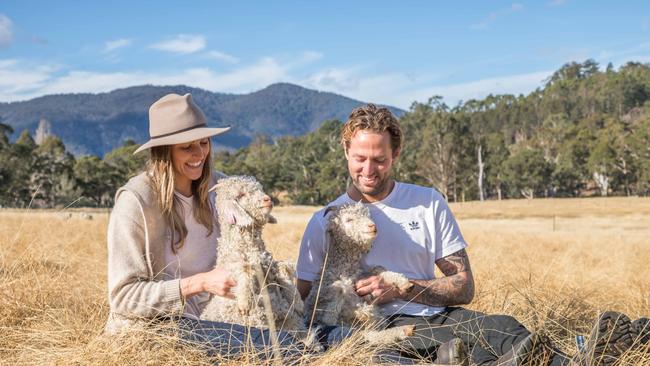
[296,182,467,316]
[163,192,219,319]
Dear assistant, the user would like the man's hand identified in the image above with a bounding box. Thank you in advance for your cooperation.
[355,275,404,304]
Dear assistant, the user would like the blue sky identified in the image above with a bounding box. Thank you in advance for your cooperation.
[1,1,649,108]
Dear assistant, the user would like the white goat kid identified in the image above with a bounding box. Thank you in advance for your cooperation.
[200,176,306,335]
[304,202,415,345]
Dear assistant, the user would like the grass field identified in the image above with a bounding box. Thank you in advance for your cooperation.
[1,197,649,365]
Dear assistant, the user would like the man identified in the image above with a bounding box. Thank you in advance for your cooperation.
[296,104,641,365]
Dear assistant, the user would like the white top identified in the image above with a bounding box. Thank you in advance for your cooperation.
[163,192,219,319]
[296,182,467,316]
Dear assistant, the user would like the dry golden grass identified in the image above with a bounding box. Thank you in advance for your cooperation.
[1,197,649,365]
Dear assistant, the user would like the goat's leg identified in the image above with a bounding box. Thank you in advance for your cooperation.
[362,325,416,346]
[315,280,349,326]
[233,264,252,316]
[368,266,413,291]
[273,264,305,315]
[352,301,382,327]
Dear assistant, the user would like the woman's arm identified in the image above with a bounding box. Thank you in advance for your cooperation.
[108,191,238,318]
[107,191,184,317]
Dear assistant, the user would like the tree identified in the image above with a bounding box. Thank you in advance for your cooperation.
[502,147,553,199]
[628,112,650,195]
[0,122,13,149]
[30,136,77,207]
[281,120,347,204]
[0,121,14,202]
[586,118,634,196]
[483,133,509,200]
[552,134,590,197]
[401,97,466,200]
[74,156,119,206]
[2,131,38,207]
[104,139,148,185]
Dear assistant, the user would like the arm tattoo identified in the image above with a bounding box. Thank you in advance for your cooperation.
[401,249,475,307]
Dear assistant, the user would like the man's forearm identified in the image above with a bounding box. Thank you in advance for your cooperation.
[400,271,474,307]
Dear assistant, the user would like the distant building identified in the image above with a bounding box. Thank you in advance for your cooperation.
[34,118,52,145]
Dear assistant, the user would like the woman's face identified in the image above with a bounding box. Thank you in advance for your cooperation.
[171,138,210,191]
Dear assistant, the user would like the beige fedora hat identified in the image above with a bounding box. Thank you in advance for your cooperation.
[133,93,230,154]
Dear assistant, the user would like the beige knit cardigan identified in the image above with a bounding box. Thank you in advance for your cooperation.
[104,171,222,334]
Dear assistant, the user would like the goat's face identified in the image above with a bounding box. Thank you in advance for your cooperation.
[213,176,276,227]
[326,203,377,253]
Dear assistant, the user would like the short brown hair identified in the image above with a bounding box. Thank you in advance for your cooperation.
[341,104,403,154]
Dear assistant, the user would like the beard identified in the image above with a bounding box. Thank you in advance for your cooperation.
[351,174,392,198]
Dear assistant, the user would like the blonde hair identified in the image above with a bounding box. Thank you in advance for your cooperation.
[341,104,403,155]
[148,143,214,253]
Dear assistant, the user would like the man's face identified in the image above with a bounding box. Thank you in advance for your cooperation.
[345,130,398,200]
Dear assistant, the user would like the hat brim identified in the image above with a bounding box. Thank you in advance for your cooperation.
[133,126,231,154]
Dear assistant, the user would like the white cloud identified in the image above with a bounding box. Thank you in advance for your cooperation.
[150,34,206,54]
[596,41,650,66]
[205,51,239,64]
[616,55,650,64]
[470,3,524,30]
[302,66,551,109]
[0,48,329,102]
[0,50,553,110]
[305,67,363,92]
[204,57,287,91]
[299,51,323,63]
[0,57,291,101]
[303,66,436,107]
[0,59,58,101]
[402,70,551,107]
[0,14,12,46]
[103,38,132,53]
[0,53,553,110]
[511,3,524,11]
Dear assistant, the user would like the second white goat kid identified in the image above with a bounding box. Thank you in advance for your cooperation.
[304,202,415,345]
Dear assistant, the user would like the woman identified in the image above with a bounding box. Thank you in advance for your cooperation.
[105,93,304,359]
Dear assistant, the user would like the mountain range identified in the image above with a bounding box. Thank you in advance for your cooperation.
[0,83,404,157]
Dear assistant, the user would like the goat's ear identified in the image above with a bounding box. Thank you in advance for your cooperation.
[267,214,277,224]
[222,200,253,227]
[208,184,218,192]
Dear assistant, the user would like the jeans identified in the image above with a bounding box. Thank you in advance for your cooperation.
[177,317,417,364]
[177,317,307,362]
[387,307,570,365]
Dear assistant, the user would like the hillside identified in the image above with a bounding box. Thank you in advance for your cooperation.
[0,83,404,156]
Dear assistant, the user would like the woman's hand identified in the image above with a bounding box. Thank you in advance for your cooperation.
[180,266,237,299]
[201,267,237,299]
